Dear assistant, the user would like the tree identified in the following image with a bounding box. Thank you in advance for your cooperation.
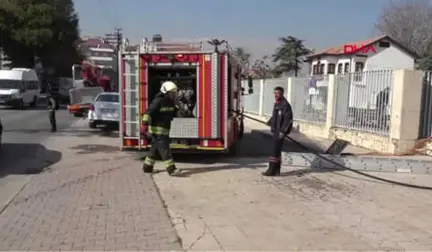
[272,36,312,76]
[374,0,432,69]
[0,0,82,75]
[233,47,251,71]
[250,55,278,79]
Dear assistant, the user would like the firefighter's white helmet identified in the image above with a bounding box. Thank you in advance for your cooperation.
[160,81,178,94]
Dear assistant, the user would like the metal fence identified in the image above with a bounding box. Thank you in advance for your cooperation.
[291,75,328,123]
[243,79,261,114]
[419,71,432,138]
[333,70,394,135]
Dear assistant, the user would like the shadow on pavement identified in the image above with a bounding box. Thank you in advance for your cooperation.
[0,143,62,178]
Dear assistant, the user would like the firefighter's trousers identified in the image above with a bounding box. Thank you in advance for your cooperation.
[143,134,175,169]
[269,136,284,167]
[49,109,57,132]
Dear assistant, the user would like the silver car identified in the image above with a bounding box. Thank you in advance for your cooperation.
[88,92,120,130]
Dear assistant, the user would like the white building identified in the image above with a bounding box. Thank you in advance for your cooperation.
[79,37,116,69]
[305,35,419,111]
[306,35,418,76]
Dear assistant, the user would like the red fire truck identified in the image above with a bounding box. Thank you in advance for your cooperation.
[119,39,253,153]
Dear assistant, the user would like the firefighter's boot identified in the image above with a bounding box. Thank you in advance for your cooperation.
[142,164,154,173]
[262,162,281,176]
[167,165,182,176]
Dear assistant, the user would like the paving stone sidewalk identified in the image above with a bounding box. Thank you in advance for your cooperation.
[0,128,181,251]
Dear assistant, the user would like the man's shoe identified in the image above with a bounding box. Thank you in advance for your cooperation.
[167,166,182,176]
[142,164,154,173]
[262,162,280,176]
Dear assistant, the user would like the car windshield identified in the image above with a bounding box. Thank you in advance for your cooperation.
[96,94,119,103]
[0,79,21,89]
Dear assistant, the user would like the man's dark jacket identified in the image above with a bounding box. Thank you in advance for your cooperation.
[269,97,293,135]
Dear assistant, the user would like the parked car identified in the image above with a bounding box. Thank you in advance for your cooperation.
[88,92,120,130]
[0,68,40,109]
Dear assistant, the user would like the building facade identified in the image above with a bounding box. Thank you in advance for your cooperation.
[79,37,116,69]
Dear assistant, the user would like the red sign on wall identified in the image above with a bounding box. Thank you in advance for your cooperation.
[344,44,377,54]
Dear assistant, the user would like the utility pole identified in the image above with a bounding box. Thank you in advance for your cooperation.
[105,28,122,91]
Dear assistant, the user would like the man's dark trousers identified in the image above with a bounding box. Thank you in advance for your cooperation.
[270,135,284,169]
[49,109,56,132]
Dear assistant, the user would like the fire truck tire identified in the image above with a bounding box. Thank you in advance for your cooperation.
[228,141,241,156]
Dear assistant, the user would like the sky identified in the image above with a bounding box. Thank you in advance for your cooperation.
[73,0,392,59]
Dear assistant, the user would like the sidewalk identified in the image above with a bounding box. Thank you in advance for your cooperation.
[0,122,181,251]
[243,113,373,154]
[153,120,432,251]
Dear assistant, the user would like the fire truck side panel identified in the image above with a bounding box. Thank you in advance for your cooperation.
[140,55,148,146]
[221,53,227,149]
[120,54,141,148]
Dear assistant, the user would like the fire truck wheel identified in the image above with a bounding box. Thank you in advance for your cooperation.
[228,141,240,156]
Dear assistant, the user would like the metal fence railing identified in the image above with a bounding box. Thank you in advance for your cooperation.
[291,75,328,123]
[419,71,432,138]
[333,70,394,135]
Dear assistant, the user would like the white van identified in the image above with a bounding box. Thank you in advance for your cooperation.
[0,68,40,108]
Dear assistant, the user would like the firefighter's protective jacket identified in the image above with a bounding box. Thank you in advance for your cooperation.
[269,97,293,135]
[142,92,177,135]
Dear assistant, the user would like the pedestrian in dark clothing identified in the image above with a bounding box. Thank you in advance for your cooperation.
[47,91,58,132]
[263,86,294,176]
[140,81,182,176]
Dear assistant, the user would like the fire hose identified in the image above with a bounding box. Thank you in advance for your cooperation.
[232,109,432,191]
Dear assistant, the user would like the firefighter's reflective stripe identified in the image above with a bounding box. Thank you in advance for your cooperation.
[142,114,151,123]
[148,126,169,135]
[164,159,175,168]
[144,157,155,166]
[160,107,175,112]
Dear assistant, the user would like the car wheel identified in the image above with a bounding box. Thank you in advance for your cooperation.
[89,122,97,129]
[29,96,37,107]
[19,99,25,110]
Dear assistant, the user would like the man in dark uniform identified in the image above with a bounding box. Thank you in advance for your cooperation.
[263,86,293,176]
[140,81,181,176]
[47,85,59,132]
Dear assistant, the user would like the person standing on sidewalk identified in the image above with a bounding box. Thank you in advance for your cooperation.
[47,84,59,133]
[263,86,293,176]
[140,81,182,176]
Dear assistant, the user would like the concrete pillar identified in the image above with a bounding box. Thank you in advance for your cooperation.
[258,79,264,116]
[325,74,336,135]
[389,69,424,153]
[286,77,294,103]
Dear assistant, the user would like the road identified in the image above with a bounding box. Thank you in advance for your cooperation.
[0,105,78,210]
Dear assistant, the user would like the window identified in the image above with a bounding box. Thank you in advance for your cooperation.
[96,94,119,103]
[355,62,364,72]
[319,64,325,74]
[344,63,350,73]
[312,64,318,74]
[337,63,343,74]
[378,41,390,48]
[0,79,21,89]
[327,63,335,74]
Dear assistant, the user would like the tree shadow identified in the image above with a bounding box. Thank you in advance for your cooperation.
[0,143,62,178]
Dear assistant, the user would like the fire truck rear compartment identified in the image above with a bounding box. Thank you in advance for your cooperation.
[147,66,197,118]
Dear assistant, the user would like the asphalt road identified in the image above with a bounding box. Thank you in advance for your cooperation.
[0,104,78,210]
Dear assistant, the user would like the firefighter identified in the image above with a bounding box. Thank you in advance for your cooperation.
[140,81,181,176]
[46,85,58,133]
[263,86,293,176]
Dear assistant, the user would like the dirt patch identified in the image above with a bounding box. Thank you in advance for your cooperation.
[70,144,119,154]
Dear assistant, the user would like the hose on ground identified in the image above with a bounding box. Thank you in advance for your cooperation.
[233,110,432,191]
